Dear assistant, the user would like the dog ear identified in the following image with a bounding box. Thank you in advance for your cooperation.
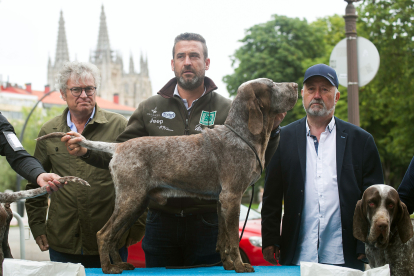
[396,200,413,243]
[246,86,263,135]
[353,199,369,242]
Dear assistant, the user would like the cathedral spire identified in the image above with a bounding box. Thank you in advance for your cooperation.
[94,5,112,62]
[129,53,135,74]
[140,52,149,76]
[54,11,70,65]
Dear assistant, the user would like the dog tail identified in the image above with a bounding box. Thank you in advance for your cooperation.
[36,132,117,155]
[0,176,90,203]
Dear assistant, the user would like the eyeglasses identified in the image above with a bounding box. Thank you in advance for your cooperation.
[68,86,96,97]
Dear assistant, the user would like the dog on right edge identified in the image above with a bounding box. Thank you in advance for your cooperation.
[353,184,414,276]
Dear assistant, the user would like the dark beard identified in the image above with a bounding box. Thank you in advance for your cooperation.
[175,68,204,90]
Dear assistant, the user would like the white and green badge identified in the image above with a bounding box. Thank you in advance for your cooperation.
[199,110,217,126]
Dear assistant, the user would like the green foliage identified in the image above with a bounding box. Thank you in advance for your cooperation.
[357,0,414,186]
[223,14,347,126]
[226,3,414,187]
[0,106,65,192]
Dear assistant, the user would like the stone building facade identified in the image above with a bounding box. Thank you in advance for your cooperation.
[47,7,152,107]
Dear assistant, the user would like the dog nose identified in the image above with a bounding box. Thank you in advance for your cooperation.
[291,83,298,90]
[377,221,388,231]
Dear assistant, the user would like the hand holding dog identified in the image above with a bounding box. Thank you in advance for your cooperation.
[37,173,66,194]
[61,132,88,157]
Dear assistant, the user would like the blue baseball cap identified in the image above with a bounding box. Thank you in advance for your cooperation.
[303,64,339,88]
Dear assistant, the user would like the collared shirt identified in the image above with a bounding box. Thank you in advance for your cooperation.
[173,85,206,113]
[292,116,344,265]
[66,107,96,133]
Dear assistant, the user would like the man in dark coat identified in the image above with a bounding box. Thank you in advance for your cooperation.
[261,64,384,270]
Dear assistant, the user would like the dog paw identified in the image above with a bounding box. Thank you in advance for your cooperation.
[102,264,123,274]
[222,260,235,270]
[116,262,135,270]
[234,263,255,273]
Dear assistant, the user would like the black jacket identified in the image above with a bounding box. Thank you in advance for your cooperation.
[0,112,45,184]
[398,156,414,214]
[262,116,384,270]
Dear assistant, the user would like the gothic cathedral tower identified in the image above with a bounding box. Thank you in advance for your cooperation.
[47,11,70,90]
[47,6,152,107]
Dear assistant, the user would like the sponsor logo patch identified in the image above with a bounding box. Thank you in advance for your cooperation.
[147,107,160,117]
[195,124,203,132]
[199,110,217,126]
[150,118,163,124]
[162,111,176,119]
[159,126,173,131]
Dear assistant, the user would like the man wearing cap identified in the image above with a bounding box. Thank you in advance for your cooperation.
[261,64,384,270]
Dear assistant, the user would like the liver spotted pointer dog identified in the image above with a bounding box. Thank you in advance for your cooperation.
[353,184,414,276]
[0,176,89,276]
[37,78,298,274]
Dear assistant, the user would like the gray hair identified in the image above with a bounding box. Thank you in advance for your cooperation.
[55,61,101,95]
[172,33,208,60]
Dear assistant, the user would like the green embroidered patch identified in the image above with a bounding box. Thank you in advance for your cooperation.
[199,110,217,126]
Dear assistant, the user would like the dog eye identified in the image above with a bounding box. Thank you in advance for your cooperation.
[369,202,375,207]
[388,204,394,208]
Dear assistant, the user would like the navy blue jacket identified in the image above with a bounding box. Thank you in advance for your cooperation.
[262,117,384,270]
[398,156,414,214]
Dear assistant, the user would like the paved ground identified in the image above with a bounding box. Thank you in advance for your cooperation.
[8,226,50,261]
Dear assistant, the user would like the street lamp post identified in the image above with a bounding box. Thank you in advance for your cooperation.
[16,90,56,216]
[344,0,361,126]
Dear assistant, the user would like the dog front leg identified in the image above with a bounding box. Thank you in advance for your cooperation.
[220,194,254,273]
[217,199,234,270]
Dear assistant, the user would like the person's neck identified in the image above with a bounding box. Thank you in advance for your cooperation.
[177,82,205,108]
[70,110,92,133]
[307,113,333,141]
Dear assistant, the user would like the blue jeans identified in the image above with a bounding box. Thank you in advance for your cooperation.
[49,246,128,268]
[142,209,221,267]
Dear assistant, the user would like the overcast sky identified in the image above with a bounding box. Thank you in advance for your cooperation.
[0,0,354,99]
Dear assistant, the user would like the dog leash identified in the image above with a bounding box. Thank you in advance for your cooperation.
[166,125,261,269]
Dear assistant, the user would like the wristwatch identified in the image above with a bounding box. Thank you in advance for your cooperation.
[80,149,90,159]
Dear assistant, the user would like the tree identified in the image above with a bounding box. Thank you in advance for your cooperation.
[224,14,347,202]
[356,0,414,186]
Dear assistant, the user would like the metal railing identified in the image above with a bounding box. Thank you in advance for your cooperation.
[12,211,25,260]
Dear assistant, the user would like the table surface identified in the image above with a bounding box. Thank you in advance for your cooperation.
[85,266,300,276]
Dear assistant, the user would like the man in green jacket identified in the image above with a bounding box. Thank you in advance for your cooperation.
[63,33,286,267]
[25,61,145,268]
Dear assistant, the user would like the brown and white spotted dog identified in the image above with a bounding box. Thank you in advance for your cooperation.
[353,184,414,276]
[37,78,298,274]
[0,176,89,275]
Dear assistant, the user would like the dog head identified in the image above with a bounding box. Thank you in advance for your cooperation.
[353,184,413,248]
[235,78,298,135]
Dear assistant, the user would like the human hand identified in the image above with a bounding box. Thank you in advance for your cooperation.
[272,112,287,131]
[357,253,366,260]
[35,235,49,251]
[61,131,87,157]
[37,173,66,194]
[263,245,279,265]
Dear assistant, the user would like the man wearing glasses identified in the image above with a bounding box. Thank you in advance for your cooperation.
[25,61,146,268]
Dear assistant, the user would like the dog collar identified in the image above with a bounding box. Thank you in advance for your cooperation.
[224,124,263,176]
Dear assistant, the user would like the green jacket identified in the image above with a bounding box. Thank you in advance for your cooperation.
[25,105,146,255]
[84,77,280,214]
